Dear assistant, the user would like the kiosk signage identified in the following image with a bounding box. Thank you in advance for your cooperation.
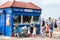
[6,14,10,26]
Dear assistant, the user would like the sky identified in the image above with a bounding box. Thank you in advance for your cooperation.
[0,0,60,19]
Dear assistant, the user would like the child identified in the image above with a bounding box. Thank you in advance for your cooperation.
[27,27,30,37]
[32,26,37,37]
[45,22,50,37]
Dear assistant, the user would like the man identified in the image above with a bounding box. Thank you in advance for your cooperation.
[48,18,54,37]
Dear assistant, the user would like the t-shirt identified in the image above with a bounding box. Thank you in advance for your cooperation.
[54,22,57,28]
[30,27,33,33]
[50,23,53,30]
[33,27,36,34]
[28,27,30,34]
[58,21,60,27]
[46,25,49,32]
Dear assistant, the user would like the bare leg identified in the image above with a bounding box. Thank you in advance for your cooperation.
[35,34,37,37]
[50,32,53,38]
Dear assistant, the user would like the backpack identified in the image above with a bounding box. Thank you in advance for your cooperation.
[42,21,45,26]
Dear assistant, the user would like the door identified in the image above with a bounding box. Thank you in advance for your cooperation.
[0,14,5,35]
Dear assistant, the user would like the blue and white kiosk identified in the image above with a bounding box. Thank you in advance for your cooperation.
[0,0,42,37]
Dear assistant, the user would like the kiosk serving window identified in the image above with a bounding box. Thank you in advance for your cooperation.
[23,16,31,24]
[23,16,39,24]
[13,15,39,25]
[33,16,39,24]
[13,15,21,24]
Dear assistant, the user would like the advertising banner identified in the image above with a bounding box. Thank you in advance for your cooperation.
[6,14,10,26]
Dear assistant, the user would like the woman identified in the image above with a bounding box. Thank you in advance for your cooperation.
[41,18,45,37]
[54,20,57,28]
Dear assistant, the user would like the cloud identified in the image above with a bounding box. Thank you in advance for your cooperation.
[8,0,14,2]
[41,0,60,5]
[15,0,32,1]
[0,0,8,5]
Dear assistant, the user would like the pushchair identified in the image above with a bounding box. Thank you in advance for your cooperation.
[18,26,28,37]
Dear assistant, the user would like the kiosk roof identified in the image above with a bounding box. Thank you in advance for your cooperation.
[0,1,41,9]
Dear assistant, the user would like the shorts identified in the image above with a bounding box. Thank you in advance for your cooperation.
[49,29,53,32]
[46,31,49,33]
[33,32,36,34]
[30,31,33,34]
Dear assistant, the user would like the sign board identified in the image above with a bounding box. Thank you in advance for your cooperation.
[6,14,10,26]
[24,9,33,12]
[13,8,40,13]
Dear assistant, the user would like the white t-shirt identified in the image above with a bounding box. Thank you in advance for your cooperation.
[57,20,60,27]
[27,27,30,34]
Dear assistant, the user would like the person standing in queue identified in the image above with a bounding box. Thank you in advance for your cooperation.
[27,26,30,37]
[30,21,34,37]
[30,24,33,37]
[41,18,45,37]
[45,22,50,37]
[49,19,54,38]
[13,23,19,38]
[54,19,57,28]
[57,18,60,31]
[32,25,37,37]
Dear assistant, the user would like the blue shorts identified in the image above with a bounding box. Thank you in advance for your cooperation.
[49,29,53,32]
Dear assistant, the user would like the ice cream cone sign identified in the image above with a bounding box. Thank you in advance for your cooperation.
[6,22,10,26]
[6,14,10,26]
